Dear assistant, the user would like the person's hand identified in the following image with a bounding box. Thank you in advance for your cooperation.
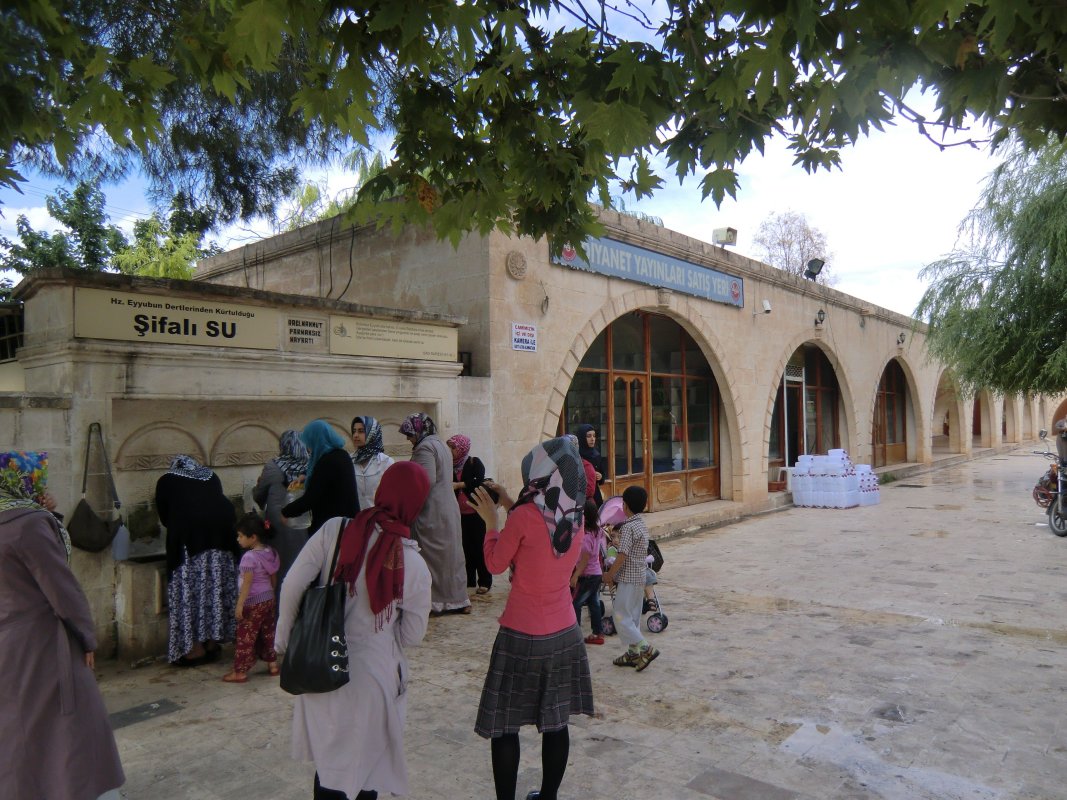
[594,471,602,481]
[603,574,615,588]
[468,485,500,529]
[483,480,514,510]
[570,575,579,589]
[84,651,95,669]
[40,492,58,512]
[235,604,244,621]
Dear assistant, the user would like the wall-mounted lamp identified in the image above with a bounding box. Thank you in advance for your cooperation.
[897,332,906,346]
[814,308,826,327]
[804,258,825,281]
[752,299,772,317]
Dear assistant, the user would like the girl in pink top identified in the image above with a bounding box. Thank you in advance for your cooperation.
[469,436,593,800]
[223,512,280,683]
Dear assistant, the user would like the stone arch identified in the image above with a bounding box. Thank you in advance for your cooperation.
[1051,397,1067,430]
[116,422,207,471]
[1022,395,1034,439]
[210,421,280,468]
[972,389,996,448]
[931,369,966,454]
[762,333,858,470]
[1002,395,1019,443]
[869,353,927,466]
[543,288,745,502]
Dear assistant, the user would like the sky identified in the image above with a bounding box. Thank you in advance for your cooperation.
[0,104,999,320]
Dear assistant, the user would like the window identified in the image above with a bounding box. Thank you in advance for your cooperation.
[0,303,24,362]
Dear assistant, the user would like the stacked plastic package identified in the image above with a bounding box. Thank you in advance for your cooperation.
[789,449,880,508]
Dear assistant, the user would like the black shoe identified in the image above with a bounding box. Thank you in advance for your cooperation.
[525,793,540,800]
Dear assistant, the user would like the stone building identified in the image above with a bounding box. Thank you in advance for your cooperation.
[0,209,1054,658]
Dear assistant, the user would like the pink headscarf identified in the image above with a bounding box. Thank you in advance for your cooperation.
[447,434,471,474]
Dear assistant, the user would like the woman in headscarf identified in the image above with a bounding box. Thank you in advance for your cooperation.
[282,419,359,536]
[155,454,238,666]
[468,436,593,800]
[351,415,394,510]
[400,413,471,615]
[277,461,433,800]
[253,429,310,591]
[574,423,606,505]
[447,433,491,595]
[0,451,126,800]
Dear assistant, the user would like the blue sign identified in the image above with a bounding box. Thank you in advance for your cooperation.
[553,237,744,307]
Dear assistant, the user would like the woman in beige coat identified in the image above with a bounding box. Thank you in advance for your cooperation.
[399,413,471,615]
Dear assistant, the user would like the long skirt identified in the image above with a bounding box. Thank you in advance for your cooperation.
[167,548,238,662]
[475,624,594,738]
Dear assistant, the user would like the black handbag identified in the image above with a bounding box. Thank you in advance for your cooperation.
[67,423,123,553]
[280,519,350,695]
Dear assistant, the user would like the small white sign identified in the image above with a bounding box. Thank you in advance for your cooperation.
[511,323,537,352]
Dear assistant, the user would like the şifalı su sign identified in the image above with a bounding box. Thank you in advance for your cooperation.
[553,236,744,308]
[74,288,279,350]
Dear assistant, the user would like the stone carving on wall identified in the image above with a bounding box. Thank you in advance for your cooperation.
[505,251,528,280]
[211,421,280,468]
[116,423,206,471]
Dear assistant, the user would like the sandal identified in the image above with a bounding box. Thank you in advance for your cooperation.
[476,587,490,595]
[268,663,280,677]
[613,651,639,667]
[221,672,248,683]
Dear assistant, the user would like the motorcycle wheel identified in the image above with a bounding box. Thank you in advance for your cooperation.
[1048,504,1067,537]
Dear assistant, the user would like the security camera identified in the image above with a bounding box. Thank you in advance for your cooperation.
[762,299,772,314]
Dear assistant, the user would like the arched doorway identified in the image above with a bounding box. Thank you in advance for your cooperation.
[768,344,843,472]
[932,371,962,454]
[1002,397,1017,443]
[560,311,722,511]
[873,359,911,467]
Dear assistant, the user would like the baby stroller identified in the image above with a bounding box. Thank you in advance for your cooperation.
[596,496,668,635]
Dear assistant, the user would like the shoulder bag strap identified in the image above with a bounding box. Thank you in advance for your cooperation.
[321,516,350,587]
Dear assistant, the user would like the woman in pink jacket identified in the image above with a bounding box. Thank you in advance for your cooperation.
[469,436,592,800]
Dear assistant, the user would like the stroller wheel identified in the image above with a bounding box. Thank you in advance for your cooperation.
[646,613,668,633]
[602,616,616,636]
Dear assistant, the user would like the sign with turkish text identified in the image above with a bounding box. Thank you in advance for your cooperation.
[511,323,537,352]
[74,288,279,349]
[329,316,458,362]
[553,237,744,307]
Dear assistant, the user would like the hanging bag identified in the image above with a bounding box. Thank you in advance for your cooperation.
[280,518,351,695]
[67,423,123,553]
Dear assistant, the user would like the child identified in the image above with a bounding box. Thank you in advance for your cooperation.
[223,512,281,683]
[572,499,606,645]
[602,486,659,671]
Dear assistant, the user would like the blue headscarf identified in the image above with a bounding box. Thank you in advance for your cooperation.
[300,420,347,483]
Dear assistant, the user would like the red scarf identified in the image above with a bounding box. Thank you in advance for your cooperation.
[333,461,430,629]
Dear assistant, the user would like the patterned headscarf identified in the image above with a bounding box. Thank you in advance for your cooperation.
[447,434,471,473]
[274,429,309,484]
[300,420,347,483]
[334,461,431,630]
[512,436,587,557]
[352,416,386,466]
[168,454,214,481]
[399,413,436,446]
[0,450,71,558]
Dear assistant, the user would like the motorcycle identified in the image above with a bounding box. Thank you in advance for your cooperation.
[1033,423,1067,536]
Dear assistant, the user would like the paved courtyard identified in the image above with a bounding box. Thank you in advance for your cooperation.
[99,449,1067,799]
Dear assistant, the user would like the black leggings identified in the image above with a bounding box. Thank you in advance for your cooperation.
[490,727,569,800]
[313,773,377,800]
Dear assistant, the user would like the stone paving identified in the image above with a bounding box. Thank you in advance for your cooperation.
[99,449,1067,799]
